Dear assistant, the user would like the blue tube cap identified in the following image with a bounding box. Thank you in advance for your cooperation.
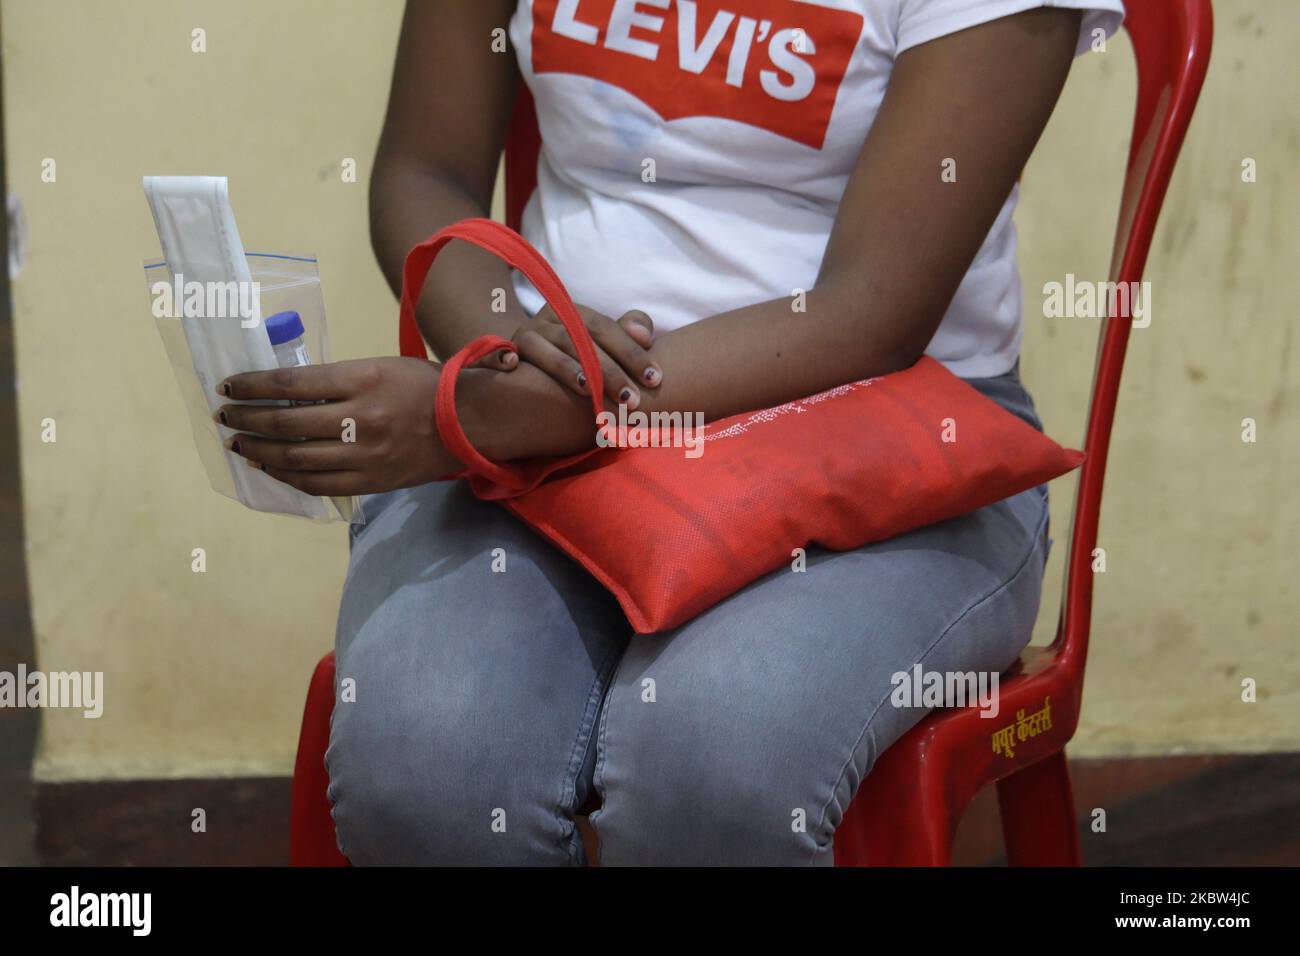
[265,310,305,346]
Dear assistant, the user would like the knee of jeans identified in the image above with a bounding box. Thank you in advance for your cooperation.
[325,691,574,866]
[594,691,824,865]
[325,719,511,866]
[325,700,443,865]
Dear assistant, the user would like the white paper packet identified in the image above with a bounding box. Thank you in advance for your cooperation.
[143,175,355,522]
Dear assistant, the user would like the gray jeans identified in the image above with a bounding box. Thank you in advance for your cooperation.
[326,368,1051,865]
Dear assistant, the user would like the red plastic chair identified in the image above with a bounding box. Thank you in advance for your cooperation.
[838,0,1214,865]
[289,0,1213,867]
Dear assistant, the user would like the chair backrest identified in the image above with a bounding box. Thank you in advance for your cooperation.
[504,84,541,234]
[501,1,1215,682]
[1056,0,1213,680]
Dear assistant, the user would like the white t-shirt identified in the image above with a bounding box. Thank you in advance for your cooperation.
[508,0,1124,378]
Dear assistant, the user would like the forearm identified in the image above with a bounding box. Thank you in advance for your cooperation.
[643,284,919,419]
[458,283,914,462]
[370,156,528,357]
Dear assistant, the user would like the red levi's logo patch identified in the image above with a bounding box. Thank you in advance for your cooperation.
[530,0,864,149]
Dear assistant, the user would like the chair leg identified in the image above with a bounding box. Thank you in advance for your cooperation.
[837,747,955,866]
[996,750,1081,866]
[290,653,350,867]
[838,795,954,866]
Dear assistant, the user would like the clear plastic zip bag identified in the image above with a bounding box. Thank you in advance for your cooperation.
[144,252,356,523]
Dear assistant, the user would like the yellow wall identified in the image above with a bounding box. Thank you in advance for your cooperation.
[4,1,1294,781]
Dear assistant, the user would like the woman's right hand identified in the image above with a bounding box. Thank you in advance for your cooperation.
[479,304,662,410]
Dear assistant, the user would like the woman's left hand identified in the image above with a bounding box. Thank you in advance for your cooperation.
[215,357,462,496]
[477,305,662,410]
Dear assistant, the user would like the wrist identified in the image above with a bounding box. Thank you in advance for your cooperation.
[453,366,512,463]
[454,364,599,463]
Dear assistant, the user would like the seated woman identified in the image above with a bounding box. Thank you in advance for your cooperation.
[217,0,1124,864]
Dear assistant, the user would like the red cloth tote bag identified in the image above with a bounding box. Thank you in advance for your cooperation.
[400,218,1084,633]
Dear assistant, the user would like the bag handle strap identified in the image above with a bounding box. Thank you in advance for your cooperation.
[398,218,605,489]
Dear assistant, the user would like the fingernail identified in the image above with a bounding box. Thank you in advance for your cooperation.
[229,440,241,455]
[643,366,661,387]
[216,410,228,426]
[219,382,231,397]
[499,349,516,366]
[619,386,639,409]
[577,371,588,390]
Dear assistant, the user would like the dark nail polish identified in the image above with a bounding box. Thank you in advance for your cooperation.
[619,387,634,403]
[231,440,241,455]
[643,367,661,386]
[218,411,228,425]
[577,371,588,389]
[221,383,231,397]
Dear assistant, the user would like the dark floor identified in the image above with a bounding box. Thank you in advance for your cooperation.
[0,752,1293,866]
